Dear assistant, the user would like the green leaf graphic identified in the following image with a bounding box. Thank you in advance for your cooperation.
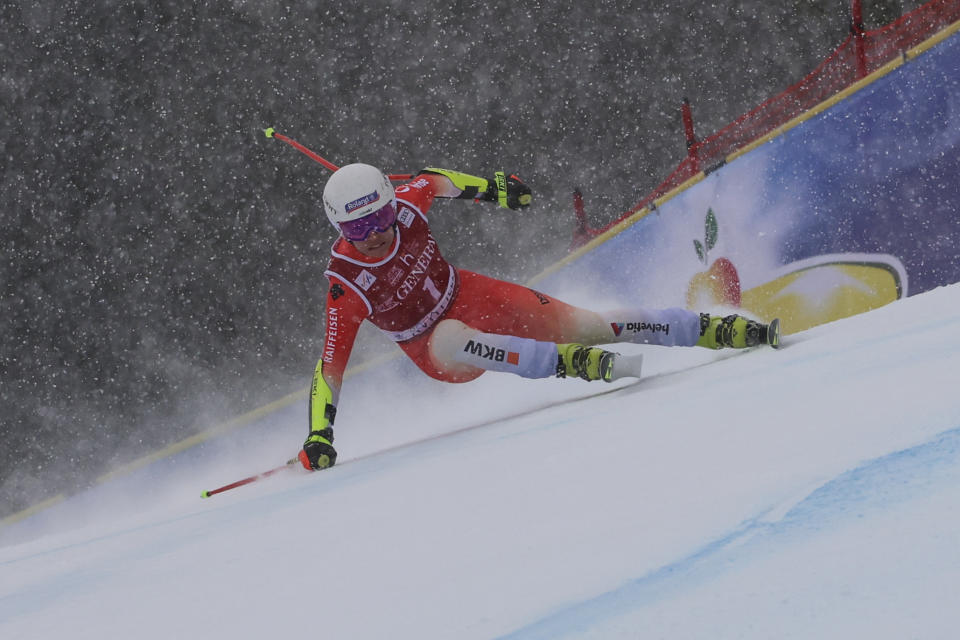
[694,239,706,263]
[705,208,718,252]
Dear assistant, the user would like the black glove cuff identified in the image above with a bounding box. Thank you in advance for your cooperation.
[308,427,334,444]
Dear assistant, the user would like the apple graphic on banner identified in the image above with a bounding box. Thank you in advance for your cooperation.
[687,256,742,306]
[686,208,742,307]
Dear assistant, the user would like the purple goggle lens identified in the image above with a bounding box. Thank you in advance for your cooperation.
[339,202,397,241]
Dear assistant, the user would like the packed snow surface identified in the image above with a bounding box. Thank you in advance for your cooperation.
[3,284,960,639]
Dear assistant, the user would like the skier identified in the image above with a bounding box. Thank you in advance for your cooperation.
[299,164,779,470]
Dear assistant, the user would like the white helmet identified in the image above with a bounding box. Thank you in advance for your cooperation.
[322,163,396,228]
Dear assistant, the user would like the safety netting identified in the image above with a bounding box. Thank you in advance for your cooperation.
[572,0,960,246]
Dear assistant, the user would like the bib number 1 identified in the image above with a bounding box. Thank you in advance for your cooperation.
[423,276,442,302]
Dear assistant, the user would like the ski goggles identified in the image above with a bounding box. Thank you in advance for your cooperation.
[338,202,397,241]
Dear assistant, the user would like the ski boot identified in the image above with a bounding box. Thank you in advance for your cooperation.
[556,344,644,382]
[696,314,781,349]
[557,343,615,382]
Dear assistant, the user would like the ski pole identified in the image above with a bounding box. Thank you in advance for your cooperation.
[200,457,299,498]
[263,127,413,181]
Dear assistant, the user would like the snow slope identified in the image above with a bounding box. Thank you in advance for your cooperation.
[3,283,960,639]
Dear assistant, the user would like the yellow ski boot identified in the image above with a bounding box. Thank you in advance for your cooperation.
[696,314,781,349]
[556,343,643,382]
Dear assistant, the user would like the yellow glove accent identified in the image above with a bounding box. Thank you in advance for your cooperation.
[310,359,336,432]
[419,168,490,200]
[494,171,508,208]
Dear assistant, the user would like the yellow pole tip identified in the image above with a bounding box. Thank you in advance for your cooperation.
[264,127,275,138]
[201,491,210,499]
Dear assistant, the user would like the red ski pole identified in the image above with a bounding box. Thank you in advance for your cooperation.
[201,457,299,498]
[264,127,413,181]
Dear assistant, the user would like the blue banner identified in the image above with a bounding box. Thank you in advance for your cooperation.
[536,28,960,333]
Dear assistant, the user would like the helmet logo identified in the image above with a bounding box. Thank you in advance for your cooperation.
[344,190,380,214]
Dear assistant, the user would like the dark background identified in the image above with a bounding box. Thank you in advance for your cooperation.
[0,0,918,517]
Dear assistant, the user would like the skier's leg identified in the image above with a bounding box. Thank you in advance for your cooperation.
[397,317,597,383]
[397,324,485,384]
[428,319,643,382]
[601,309,780,349]
[447,270,614,344]
[600,307,702,346]
[451,270,777,350]
[429,319,558,379]
[416,272,776,386]
[447,271,695,347]
[418,272,645,381]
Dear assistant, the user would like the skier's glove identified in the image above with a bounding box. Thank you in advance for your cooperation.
[416,168,532,210]
[299,427,337,470]
[482,172,532,210]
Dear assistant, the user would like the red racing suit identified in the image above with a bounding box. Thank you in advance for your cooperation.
[319,176,586,398]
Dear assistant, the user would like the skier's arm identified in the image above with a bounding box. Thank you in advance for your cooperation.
[415,168,532,210]
[298,278,367,471]
[299,359,339,470]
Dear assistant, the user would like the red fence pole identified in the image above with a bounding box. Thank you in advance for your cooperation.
[852,0,868,78]
[570,189,601,248]
[681,98,700,173]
